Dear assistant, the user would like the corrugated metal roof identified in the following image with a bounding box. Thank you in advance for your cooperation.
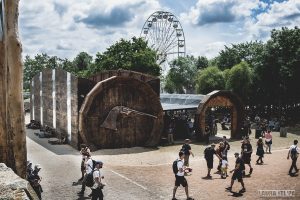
[160,94,205,111]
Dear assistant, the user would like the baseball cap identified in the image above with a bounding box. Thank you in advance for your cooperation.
[96,161,103,165]
[34,164,41,169]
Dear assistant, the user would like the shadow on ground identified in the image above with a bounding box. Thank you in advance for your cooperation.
[26,128,159,156]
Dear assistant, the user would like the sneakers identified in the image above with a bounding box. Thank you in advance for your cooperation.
[77,190,84,195]
[240,188,246,193]
[226,187,232,191]
[249,168,253,175]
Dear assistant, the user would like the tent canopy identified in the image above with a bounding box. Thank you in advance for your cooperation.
[160,94,205,111]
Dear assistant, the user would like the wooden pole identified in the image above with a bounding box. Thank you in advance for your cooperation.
[0,0,27,178]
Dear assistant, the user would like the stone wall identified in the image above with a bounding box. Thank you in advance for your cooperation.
[0,163,39,200]
[30,69,78,149]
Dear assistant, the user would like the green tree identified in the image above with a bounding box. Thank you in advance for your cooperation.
[216,41,265,70]
[196,56,208,69]
[23,54,53,91]
[164,56,198,93]
[195,66,225,94]
[226,62,253,102]
[93,37,160,76]
[254,27,300,106]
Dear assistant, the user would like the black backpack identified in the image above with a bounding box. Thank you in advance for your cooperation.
[226,141,230,150]
[172,159,182,174]
[291,147,298,159]
[85,171,94,187]
[181,144,189,155]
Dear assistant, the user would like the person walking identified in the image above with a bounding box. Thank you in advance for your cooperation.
[256,137,265,164]
[221,155,229,179]
[226,153,246,193]
[91,161,105,200]
[287,140,299,176]
[79,144,91,181]
[168,125,175,145]
[265,130,272,153]
[181,139,194,167]
[241,137,253,176]
[204,143,221,178]
[78,153,94,195]
[216,142,226,172]
[172,151,194,200]
[222,136,230,158]
[28,164,43,199]
[205,126,210,145]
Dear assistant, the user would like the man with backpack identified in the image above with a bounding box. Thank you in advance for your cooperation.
[78,153,94,195]
[226,152,246,193]
[181,139,194,167]
[204,143,221,178]
[287,140,299,176]
[172,151,194,200]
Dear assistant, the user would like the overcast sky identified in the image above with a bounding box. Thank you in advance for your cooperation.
[19,0,300,60]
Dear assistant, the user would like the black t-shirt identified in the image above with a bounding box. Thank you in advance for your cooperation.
[204,147,216,160]
[241,143,252,155]
[182,144,191,155]
[235,157,243,172]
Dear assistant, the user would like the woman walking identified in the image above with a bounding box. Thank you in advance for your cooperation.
[265,130,272,153]
[256,137,265,164]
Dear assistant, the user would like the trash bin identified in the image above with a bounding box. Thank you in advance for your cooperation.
[280,127,287,137]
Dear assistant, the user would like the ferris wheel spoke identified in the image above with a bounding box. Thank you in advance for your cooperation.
[159,29,176,53]
[160,36,178,55]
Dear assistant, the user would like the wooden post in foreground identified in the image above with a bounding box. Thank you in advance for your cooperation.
[0,0,27,178]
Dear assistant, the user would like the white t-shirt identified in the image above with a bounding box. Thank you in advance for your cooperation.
[221,160,228,168]
[86,158,93,174]
[290,145,299,156]
[92,169,102,189]
[176,159,184,176]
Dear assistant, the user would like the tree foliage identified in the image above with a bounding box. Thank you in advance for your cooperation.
[195,66,225,94]
[93,37,160,76]
[164,56,198,93]
[226,62,253,102]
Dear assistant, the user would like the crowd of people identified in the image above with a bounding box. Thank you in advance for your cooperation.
[172,135,299,200]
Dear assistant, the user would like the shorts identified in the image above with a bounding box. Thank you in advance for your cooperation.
[242,155,251,164]
[232,171,243,181]
[206,159,213,169]
[175,175,188,187]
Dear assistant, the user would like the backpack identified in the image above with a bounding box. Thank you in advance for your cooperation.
[291,147,298,159]
[172,159,182,174]
[226,141,230,150]
[181,144,189,155]
[85,171,94,187]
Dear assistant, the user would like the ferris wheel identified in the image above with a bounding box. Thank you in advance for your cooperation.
[141,11,186,65]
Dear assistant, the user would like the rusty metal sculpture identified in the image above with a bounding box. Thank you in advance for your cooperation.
[101,106,157,131]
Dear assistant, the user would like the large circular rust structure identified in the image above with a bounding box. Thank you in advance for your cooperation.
[195,90,244,139]
[79,76,163,149]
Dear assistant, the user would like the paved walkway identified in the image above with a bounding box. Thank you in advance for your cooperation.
[27,126,300,200]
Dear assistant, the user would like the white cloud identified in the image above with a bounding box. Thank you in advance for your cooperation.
[18,0,300,62]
